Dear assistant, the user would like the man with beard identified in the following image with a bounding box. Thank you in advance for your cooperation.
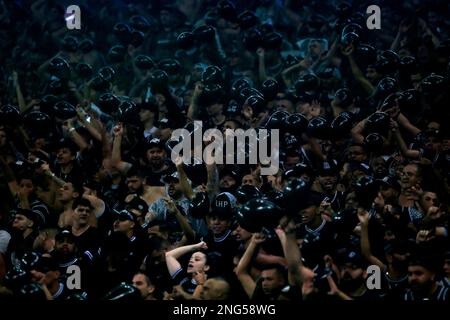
[311,160,346,212]
[112,124,175,187]
[358,210,409,299]
[218,168,239,193]
[398,163,424,226]
[6,209,39,268]
[145,172,194,244]
[403,253,449,301]
[51,229,93,295]
[142,138,176,186]
[124,167,165,207]
[336,249,382,300]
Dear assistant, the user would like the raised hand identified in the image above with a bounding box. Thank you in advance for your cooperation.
[113,123,123,137]
[195,241,208,250]
[357,208,370,226]
[251,232,266,245]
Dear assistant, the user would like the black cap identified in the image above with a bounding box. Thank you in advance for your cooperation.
[317,160,339,176]
[219,167,239,181]
[162,171,181,184]
[158,117,175,129]
[16,208,38,225]
[349,162,371,175]
[114,210,135,222]
[145,137,164,150]
[55,229,76,243]
[209,192,237,219]
[339,250,366,269]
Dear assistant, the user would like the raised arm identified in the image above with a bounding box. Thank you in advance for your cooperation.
[396,113,421,136]
[165,241,207,275]
[342,45,374,95]
[256,48,268,84]
[235,233,264,298]
[357,209,386,270]
[164,197,195,243]
[351,118,367,145]
[391,120,420,159]
[12,71,27,113]
[111,123,132,174]
[275,220,302,287]
[187,83,203,121]
[175,159,194,200]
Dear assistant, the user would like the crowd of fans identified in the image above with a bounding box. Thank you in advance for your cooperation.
[0,0,449,301]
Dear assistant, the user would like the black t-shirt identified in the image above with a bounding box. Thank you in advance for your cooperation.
[50,282,71,301]
[6,230,38,267]
[402,284,450,301]
[171,268,198,295]
[297,220,337,268]
[142,161,176,186]
[54,160,86,186]
[381,271,409,301]
[72,226,101,255]
[199,230,240,276]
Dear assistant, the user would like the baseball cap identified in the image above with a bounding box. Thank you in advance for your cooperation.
[317,160,340,176]
[377,175,401,191]
[158,117,175,129]
[349,162,372,175]
[16,208,39,225]
[162,171,192,185]
[219,167,239,181]
[338,249,366,269]
[209,192,237,219]
[145,137,165,150]
[55,229,76,243]
[114,210,135,222]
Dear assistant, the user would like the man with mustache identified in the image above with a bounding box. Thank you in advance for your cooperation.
[403,253,449,301]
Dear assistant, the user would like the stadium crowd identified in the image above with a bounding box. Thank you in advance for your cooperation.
[0,0,449,301]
